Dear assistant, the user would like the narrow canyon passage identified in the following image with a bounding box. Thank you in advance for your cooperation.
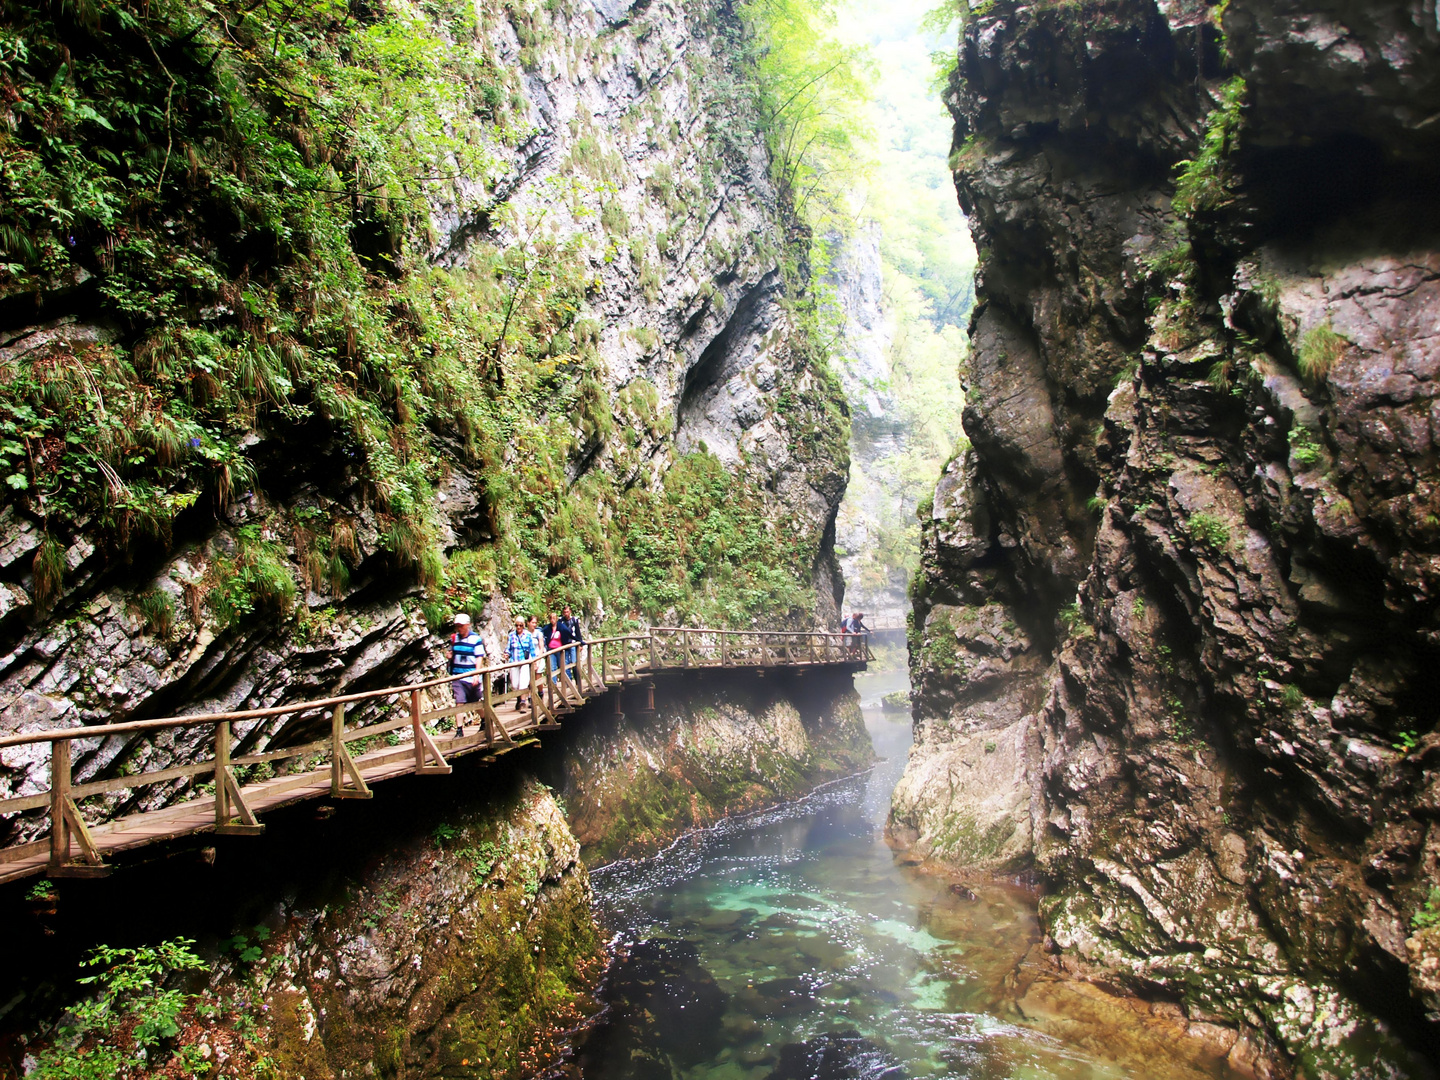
[571,669,1236,1080]
[4,0,1440,1077]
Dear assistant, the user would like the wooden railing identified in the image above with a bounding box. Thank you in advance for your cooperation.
[0,628,869,883]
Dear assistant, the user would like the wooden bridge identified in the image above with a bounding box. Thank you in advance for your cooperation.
[0,628,871,886]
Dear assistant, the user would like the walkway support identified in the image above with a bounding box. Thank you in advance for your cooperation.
[0,627,870,885]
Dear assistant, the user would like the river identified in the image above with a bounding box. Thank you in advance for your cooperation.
[567,668,1232,1080]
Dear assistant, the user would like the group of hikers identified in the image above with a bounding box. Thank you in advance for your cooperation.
[444,607,873,710]
[444,607,585,711]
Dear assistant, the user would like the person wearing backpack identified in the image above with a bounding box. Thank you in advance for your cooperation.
[448,613,487,705]
[558,605,584,680]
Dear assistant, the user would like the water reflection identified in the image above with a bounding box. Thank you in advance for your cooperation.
[572,669,1228,1080]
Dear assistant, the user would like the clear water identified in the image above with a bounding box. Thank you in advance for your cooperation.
[573,670,1230,1080]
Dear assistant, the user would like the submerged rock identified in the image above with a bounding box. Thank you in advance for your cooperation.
[764,1029,905,1080]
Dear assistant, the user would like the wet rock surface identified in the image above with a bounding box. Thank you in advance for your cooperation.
[548,670,874,863]
[901,0,1440,1075]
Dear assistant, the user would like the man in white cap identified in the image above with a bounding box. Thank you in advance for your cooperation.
[448,613,487,706]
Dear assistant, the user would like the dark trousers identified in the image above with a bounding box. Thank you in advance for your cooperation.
[452,678,482,705]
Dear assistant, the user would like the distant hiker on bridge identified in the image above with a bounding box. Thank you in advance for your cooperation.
[843,611,869,657]
[559,605,584,679]
[448,613,487,705]
[508,615,536,711]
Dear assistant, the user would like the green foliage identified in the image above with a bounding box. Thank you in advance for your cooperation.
[0,0,519,554]
[1187,511,1231,551]
[1394,730,1420,755]
[1298,323,1346,381]
[208,526,297,628]
[132,588,176,637]
[1173,76,1247,216]
[1412,886,1440,930]
[27,878,57,902]
[1288,425,1325,469]
[1281,683,1304,710]
[32,535,66,611]
[28,938,207,1079]
[740,0,871,226]
[1060,601,1092,640]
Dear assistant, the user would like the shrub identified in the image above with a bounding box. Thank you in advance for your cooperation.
[208,528,297,628]
[27,938,207,1079]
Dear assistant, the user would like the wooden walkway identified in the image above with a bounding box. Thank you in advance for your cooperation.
[0,628,871,886]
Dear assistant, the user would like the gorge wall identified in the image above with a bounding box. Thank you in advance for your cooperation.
[0,0,849,833]
[0,0,869,1075]
[899,0,1440,1076]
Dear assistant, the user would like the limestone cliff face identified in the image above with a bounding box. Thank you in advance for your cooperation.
[550,670,872,862]
[899,0,1440,1074]
[0,0,847,833]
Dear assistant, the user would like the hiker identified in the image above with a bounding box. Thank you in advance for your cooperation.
[558,605,584,679]
[848,612,869,656]
[507,615,535,711]
[448,613,486,706]
[529,613,550,705]
[545,611,564,689]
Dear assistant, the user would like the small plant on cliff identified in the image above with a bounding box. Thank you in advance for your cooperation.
[1186,512,1231,551]
[132,589,176,638]
[29,938,207,1079]
[207,527,298,629]
[1173,76,1247,216]
[1297,323,1347,381]
[1413,887,1440,931]
[1394,730,1420,754]
[32,535,66,612]
[1059,602,1093,640]
[1287,426,1325,469]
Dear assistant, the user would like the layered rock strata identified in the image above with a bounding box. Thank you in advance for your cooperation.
[899,0,1440,1074]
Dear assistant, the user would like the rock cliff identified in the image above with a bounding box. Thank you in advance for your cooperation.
[899,0,1440,1074]
[0,0,867,1075]
[0,0,848,835]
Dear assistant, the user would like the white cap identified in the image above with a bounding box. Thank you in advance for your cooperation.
[452,613,471,625]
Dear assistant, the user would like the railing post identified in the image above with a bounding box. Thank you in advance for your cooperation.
[809,634,816,663]
[531,660,540,727]
[483,671,495,744]
[683,629,691,668]
[214,721,231,827]
[601,639,610,685]
[48,738,69,870]
[649,631,658,671]
[624,637,632,679]
[721,633,729,667]
[330,704,345,796]
[410,689,424,772]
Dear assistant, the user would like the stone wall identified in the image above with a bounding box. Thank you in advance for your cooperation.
[899,1,1440,1074]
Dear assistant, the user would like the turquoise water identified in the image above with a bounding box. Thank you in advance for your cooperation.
[574,670,1229,1080]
